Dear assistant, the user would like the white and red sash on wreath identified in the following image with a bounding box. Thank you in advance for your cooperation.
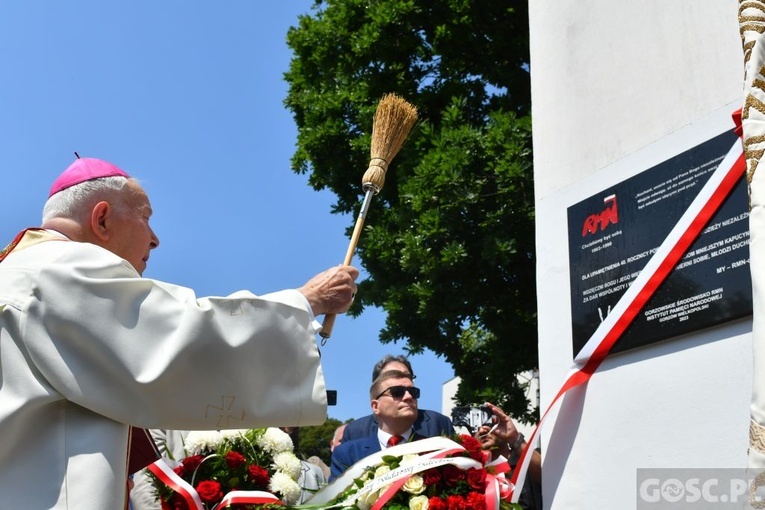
[148,459,285,510]
[307,437,512,510]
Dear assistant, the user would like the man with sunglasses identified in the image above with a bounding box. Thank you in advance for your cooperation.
[329,370,424,481]
[341,354,454,442]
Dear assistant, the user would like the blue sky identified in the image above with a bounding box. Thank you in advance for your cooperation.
[0,1,455,423]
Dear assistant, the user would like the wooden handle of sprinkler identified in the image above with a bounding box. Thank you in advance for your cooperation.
[319,140,391,339]
[319,216,367,339]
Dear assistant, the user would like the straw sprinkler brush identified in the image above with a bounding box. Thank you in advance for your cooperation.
[320,93,419,341]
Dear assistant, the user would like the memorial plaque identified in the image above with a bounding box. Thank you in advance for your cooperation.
[567,130,751,357]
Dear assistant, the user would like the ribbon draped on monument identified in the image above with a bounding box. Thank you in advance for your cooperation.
[507,114,746,502]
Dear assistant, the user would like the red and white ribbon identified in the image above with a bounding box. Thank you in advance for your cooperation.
[368,444,512,510]
[508,114,746,502]
[307,436,460,505]
[218,490,284,508]
[306,436,511,510]
[484,456,513,508]
[147,459,205,510]
[148,459,284,509]
[370,454,482,510]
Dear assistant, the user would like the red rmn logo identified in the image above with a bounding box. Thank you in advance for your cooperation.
[582,195,618,237]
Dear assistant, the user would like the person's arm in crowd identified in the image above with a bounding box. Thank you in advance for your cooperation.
[481,402,542,485]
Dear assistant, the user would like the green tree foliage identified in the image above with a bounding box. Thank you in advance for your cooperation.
[285,0,536,422]
[298,418,347,466]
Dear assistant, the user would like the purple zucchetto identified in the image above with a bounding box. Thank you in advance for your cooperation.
[48,157,130,197]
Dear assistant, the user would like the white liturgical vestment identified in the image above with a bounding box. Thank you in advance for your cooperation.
[0,230,328,509]
[740,2,765,473]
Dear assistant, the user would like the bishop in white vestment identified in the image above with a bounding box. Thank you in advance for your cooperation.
[0,157,358,509]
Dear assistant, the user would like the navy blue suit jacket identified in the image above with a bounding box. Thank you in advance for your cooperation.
[341,409,454,442]
[329,435,381,481]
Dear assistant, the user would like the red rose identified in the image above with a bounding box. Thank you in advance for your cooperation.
[460,435,484,461]
[446,494,467,510]
[422,468,442,486]
[248,464,270,486]
[225,450,247,469]
[429,496,448,510]
[442,465,465,486]
[182,454,204,473]
[195,480,223,504]
[460,435,482,453]
[466,468,486,490]
[173,464,186,477]
[465,491,486,510]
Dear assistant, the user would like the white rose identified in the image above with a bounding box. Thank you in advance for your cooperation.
[401,454,420,466]
[356,488,380,510]
[402,474,426,495]
[374,465,392,478]
[409,495,429,510]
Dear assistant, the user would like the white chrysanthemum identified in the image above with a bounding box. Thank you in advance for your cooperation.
[269,471,302,505]
[409,494,429,510]
[272,451,302,480]
[257,427,293,454]
[402,474,425,495]
[219,429,248,441]
[184,430,224,455]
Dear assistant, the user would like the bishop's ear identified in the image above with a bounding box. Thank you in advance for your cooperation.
[90,201,112,241]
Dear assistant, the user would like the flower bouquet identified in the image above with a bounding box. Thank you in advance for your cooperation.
[148,428,303,510]
[300,435,522,510]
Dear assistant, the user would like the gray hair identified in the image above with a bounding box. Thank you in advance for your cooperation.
[371,354,414,382]
[42,176,132,223]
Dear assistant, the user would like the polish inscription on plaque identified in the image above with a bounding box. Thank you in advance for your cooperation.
[567,130,751,357]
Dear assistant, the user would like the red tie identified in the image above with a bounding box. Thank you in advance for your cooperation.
[387,435,404,447]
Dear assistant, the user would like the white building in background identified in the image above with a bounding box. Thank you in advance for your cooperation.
[441,371,540,438]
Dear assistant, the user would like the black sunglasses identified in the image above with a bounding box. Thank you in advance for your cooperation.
[376,385,421,400]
